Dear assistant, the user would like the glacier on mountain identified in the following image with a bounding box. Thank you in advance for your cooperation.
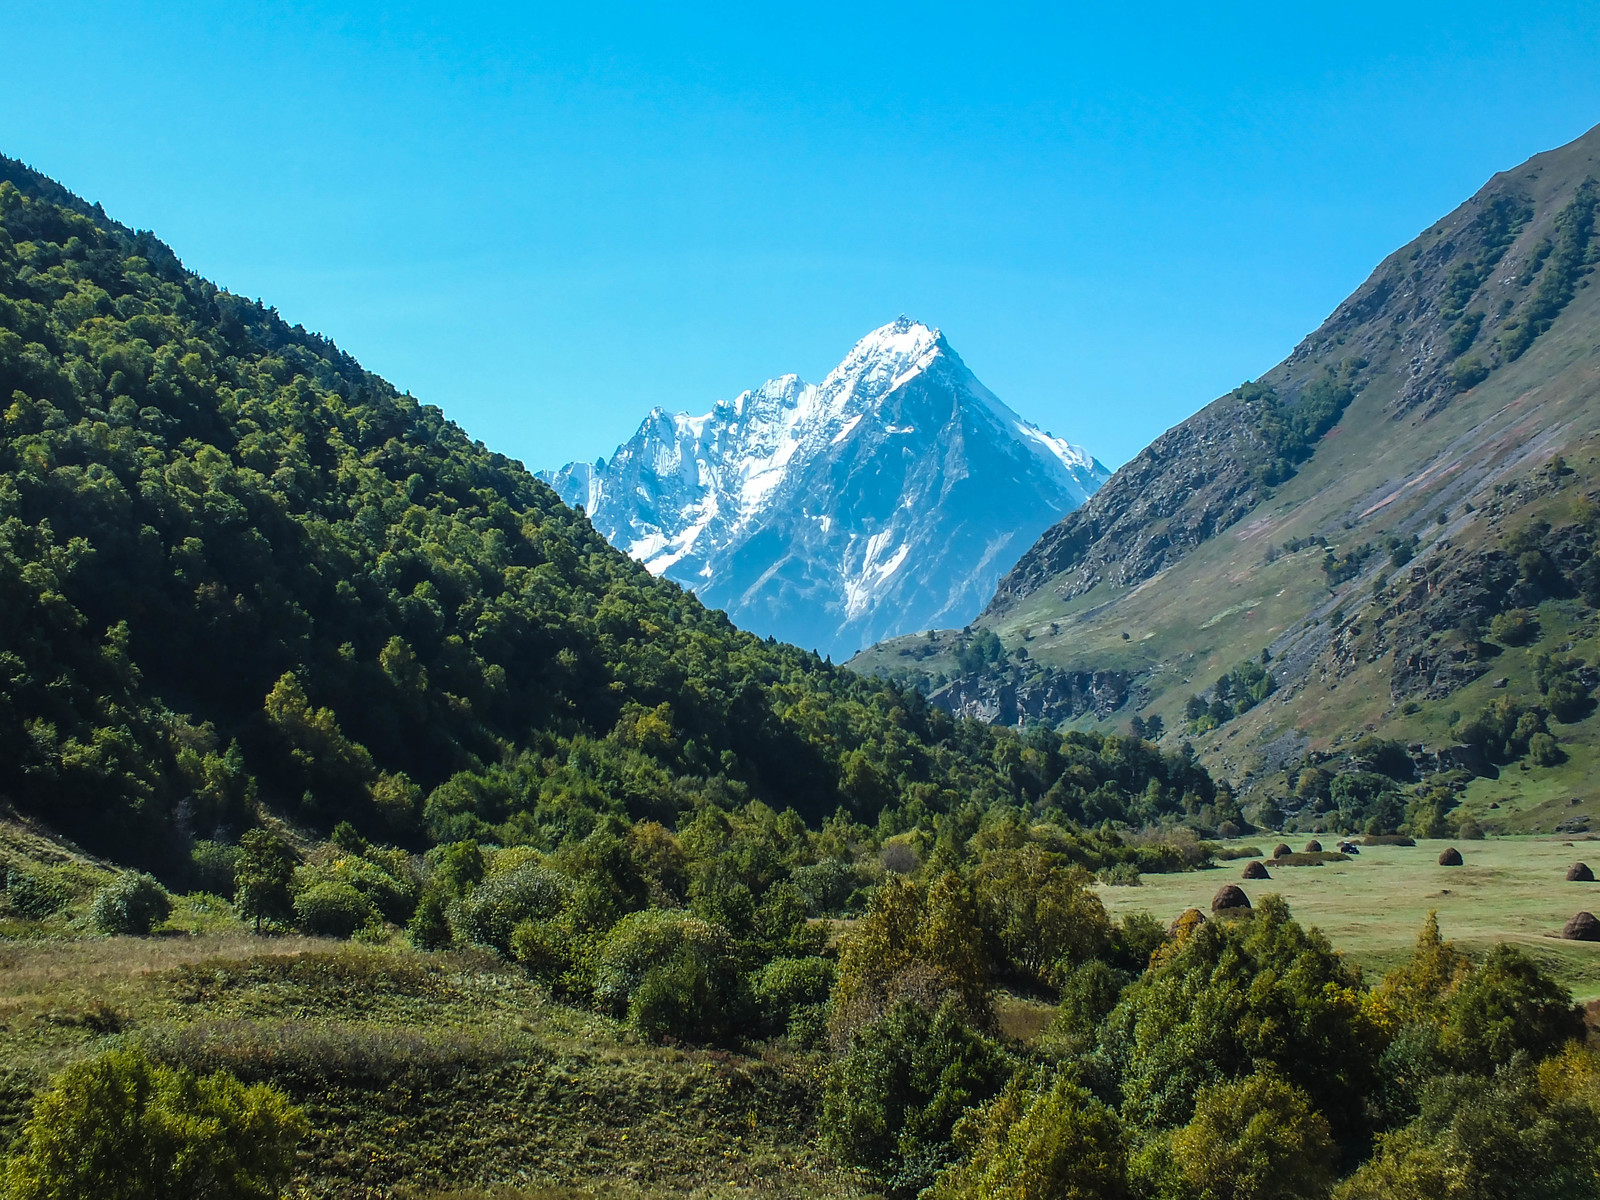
[539,318,1108,659]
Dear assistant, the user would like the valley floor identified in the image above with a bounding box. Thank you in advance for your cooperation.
[1095,834,1600,999]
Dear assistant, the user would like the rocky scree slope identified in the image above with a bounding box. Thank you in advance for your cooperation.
[542,319,1107,660]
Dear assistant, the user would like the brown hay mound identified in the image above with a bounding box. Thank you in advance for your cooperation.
[1564,911,1600,941]
[1304,840,1323,853]
[1242,860,1271,880]
[1272,851,1351,867]
[1569,863,1596,882]
[1439,847,1463,866]
[1212,885,1251,913]
[1272,843,1292,858]
[1363,835,1416,846]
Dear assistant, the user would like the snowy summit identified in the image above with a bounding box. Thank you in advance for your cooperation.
[540,318,1108,658]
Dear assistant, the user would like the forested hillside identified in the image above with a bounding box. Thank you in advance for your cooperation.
[0,158,1214,874]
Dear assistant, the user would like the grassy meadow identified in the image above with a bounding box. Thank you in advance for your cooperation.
[0,926,865,1200]
[1097,835,1600,998]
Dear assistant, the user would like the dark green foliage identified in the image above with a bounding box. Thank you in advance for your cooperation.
[4,868,72,917]
[1444,944,1584,1075]
[1488,606,1538,646]
[450,863,573,955]
[1238,369,1357,486]
[1186,659,1274,733]
[1501,180,1598,361]
[953,627,1005,674]
[1342,1063,1600,1200]
[90,870,170,934]
[292,880,375,938]
[2,1046,306,1200]
[928,1070,1129,1200]
[593,908,744,1042]
[1322,541,1375,586]
[1052,959,1131,1047]
[1456,695,1554,766]
[1350,736,1414,780]
[232,828,294,933]
[1536,652,1593,722]
[822,999,1012,1197]
[1097,894,1378,1140]
[189,839,241,893]
[1330,771,1407,835]
[1446,310,1485,357]
[750,955,834,1043]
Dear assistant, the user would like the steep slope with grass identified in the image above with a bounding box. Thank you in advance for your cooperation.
[852,121,1600,832]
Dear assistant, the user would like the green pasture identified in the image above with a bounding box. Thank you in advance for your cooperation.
[1096,836,1600,1000]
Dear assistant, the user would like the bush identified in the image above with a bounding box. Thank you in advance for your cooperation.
[928,1070,1129,1200]
[824,999,1013,1197]
[1529,731,1564,767]
[293,880,376,938]
[3,1046,306,1200]
[451,863,573,955]
[5,869,73,918]
[407,887,452,950]
[1169,1070,1336,1200]
[1488,608,1537,646]
[750,955,834,1040]
[90,872,171,935]
[594,908,742,1042]
[190,840,243,893]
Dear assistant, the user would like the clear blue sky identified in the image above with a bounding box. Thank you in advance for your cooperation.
[5,2,1599,470]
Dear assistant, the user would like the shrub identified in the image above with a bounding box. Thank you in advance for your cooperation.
[407,887,451,950]
[5,869,73,918]
[928,1069,1129,1200]
[750,955,834,1040]
[190,840,243,893]
[234,829,295,933]
[1169,1070,1336,1200]
[450,863,573,955]
[293,880,376,938]
[594,908,742,1042]
[3,1046,306,1200]
[974,845,1110,985]
[90,872,172,935]
[1529,731,1564,767]
[1488,608,1537,646]
[824,999,1013,1197]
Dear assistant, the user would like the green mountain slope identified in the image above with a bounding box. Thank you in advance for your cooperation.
[0,157,1218,871]
[853,121,1600,834]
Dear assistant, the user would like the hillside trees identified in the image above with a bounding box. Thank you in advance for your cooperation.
[0,161,1221,875]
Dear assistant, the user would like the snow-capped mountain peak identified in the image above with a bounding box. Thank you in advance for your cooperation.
[539,319,1109,658]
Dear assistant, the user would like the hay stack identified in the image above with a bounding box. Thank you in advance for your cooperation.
[1304,840,1323,853]
[1242,860,1271,880]
[1212,885,1251,913]
[1563,911,1600,941]
[1439,847,1463,866]
[1569,863,1596,882]
[1272,843,1292,858]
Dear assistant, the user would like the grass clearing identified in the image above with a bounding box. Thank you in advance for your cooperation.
[1096,836,1600,999]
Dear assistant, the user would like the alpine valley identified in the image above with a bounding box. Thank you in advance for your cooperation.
[541,319,1107,660]
[10,115,1600,1200]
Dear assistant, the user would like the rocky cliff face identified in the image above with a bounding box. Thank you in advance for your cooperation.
[928,665,1133,727]
[542,319,1108,658]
